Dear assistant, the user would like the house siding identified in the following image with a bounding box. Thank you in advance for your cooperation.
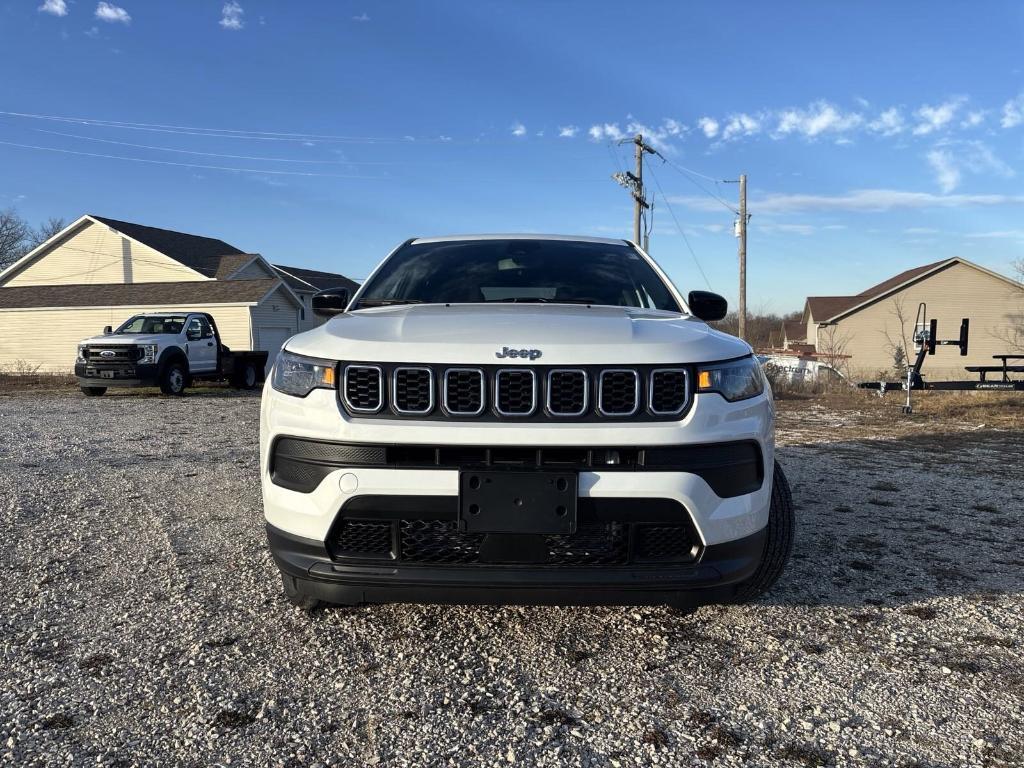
[821,262,1022,379]
[0,304,253,373]
[232,260,277,280]
[1,220,205,287]
[249,285,301,351]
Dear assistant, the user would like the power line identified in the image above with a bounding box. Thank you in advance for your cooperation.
[645,162,713,290]
[655,154,739,215]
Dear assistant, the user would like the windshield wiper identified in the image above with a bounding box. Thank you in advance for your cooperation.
[354,298,425,308]
[489,297,552,303]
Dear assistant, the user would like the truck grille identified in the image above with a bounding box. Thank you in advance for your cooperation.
[85,346,139,363]
[337,363,695,422]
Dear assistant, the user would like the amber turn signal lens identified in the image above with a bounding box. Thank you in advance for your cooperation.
[322,367,336,387]
[697,370,712,389]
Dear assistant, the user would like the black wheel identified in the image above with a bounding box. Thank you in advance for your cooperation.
[280,572,324,611]
[732,462,795,603]
[159,361,187,396]
[80,386,107,397]
[236,362,258,390]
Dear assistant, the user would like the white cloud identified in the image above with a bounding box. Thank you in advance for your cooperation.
[511,122,527,137]
[84,25,100,37]
[821,224,848,230]
[1001,92,1024,128]
[926,149,960,193]
[721,113,761,141]
[38,0,67,17]
[697,117,719,139]
[867,107,905,136]
[927,140,1014,192]
[95,2,130,23]
[762,223,816,236]
[588,123,625,142]
[352,12,370,22]
[669,188,1024,214]
[773,101,863,139]
[965,229,1024,239]
[912,97,966,136]
[219,1,244,30]
[904,227,940,234]
[662,118,685,136]
[962,110,985,128]
[557,125,578,138]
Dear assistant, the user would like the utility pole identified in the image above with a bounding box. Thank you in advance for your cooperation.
[612,134,656,249]
[736,173,748,342]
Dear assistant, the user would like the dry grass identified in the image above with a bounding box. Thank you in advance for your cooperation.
[0,372,77,394]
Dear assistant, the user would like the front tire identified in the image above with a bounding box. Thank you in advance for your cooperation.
[732,462,794,603]
[159,361,187,396]
[80,386,107,397]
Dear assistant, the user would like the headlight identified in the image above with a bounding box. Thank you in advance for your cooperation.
[139,344,158,364]
[76,344,87,363]
[696,356,764,402]
[271,350,337,398]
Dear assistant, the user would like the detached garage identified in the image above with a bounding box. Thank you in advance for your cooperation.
[0,215,355,373]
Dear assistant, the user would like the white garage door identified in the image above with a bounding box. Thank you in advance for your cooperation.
[257,326,293,374]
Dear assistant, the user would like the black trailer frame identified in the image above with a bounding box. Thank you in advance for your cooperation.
[857,303,1024,413]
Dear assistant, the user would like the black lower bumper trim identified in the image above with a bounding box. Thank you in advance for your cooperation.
[267,522,766,608]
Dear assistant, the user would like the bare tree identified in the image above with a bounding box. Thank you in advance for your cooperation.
[817,325,853,377]
[0,208,31,270]
[991,258,1024,353]
[880,295,913,376]
[29,217,66,249]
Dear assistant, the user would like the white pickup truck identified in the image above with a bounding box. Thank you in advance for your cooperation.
[260,235,793,611]
[75,312,269,396]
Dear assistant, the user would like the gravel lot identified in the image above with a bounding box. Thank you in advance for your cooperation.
[1,389,1021,767]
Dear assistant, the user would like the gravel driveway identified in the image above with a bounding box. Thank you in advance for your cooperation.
[1,391,1021,767]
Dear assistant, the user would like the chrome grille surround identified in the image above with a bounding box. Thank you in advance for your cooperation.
[648,368,691,416]
[342,364,384,414]
[546,369,589,417]
[494,368,537,417]
[443,368,486,416]
[597,369,640,417]
[392,366,434,415]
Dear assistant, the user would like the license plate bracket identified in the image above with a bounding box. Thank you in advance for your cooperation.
[100,370,115,379]
[459,470,577,534]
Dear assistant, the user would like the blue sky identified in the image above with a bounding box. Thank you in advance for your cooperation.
[2,1,1024,312]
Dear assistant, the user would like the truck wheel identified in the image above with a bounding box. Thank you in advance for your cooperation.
[235,362,258,390]
[159,361,187,396]
[731,462,795,603]
[80,386,107,397]
[280,572,323,611]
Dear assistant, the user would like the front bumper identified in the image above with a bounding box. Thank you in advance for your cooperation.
[269,522,766,607]
[75,362,158,387]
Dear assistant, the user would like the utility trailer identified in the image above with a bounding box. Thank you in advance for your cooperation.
[858,303,1024,413]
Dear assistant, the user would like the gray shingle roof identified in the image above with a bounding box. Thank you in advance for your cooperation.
[0,280,276,309]
[272,264,359,292]
[90,215,246,278]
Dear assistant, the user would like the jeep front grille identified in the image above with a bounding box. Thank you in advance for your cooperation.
[343,365,383,413]
[495,369,536,416]
[337,362,696,422]
[392,367,433,415]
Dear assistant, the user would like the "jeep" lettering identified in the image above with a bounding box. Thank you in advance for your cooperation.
[495,347,542,360]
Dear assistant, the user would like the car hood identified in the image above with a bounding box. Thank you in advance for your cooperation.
[79,334,170,345]
[284,304,750,365]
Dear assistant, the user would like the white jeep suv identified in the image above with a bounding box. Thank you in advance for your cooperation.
[260,235,793,609]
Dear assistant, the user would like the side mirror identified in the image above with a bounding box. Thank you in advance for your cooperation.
[103,325,113,335]
[312,288,350,317]
[687,291,728,322]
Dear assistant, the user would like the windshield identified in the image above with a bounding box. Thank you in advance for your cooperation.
[115,315,188,334]
[354,239,681,311]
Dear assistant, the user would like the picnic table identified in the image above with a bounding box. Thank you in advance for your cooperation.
[964,354,1024,382]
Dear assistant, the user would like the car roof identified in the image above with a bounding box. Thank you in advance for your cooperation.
[410,234,631,246]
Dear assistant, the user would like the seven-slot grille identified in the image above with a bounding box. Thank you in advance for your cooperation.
[495,369,537,416]
[598,370,640,416]
[337,363,697,421]
[343,365,383,413]
[392,367,433,414]
[85,346,138,363]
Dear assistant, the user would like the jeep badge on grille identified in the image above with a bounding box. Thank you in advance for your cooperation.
[495,347,542,360]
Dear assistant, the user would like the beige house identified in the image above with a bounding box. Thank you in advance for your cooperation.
[794,257,1023,379]
[0,215,356,373]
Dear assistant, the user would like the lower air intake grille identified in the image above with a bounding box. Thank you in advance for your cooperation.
[344,365,383,412]
[331,519,394,559]
[495,369,536,416]
[393,367,433,414]
[649,369,689,415]
[599,370,639,416]
[633,524,697,562]
[547,369,587,416]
